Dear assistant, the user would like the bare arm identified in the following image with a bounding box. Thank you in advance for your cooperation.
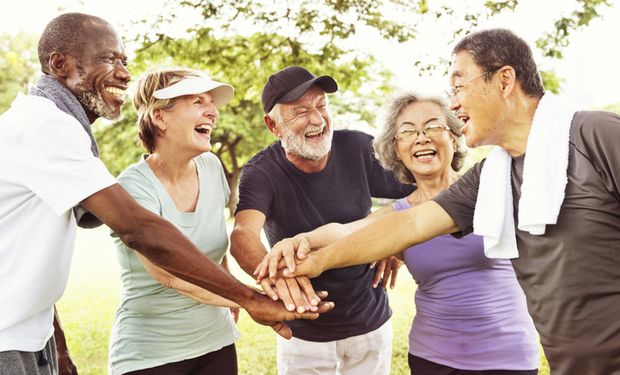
[257,205,395,279]
[230,209,322,312]
[81,184,254,306]
[81,184,334,337]
[289,201,459,278]
[136,253,239,308]
[53,306,78,375]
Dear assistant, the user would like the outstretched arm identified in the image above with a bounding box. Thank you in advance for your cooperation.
[137,253,239,308]
[288,201,459,278]
[81,184,333,338]
[256,205,395,280]
[230,209,324,313]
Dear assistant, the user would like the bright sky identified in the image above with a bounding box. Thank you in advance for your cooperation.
[1,0,618,109]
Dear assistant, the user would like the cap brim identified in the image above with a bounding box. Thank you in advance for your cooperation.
[278,75,338,104]
[153,76,234,106]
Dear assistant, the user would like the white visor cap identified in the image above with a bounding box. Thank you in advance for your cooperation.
[153,75,234,106]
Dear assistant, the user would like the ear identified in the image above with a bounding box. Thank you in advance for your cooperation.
[264,114,281,137]
[48,52,72,79]
[152,108,167,133]
[498,66,517,98]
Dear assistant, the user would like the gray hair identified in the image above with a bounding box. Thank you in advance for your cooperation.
[373,92,467,184]
[267,103,283,125]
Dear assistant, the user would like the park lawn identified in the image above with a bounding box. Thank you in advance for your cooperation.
[57,226,549,374]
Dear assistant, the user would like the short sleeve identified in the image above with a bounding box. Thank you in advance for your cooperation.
[433,161,484,234]
[117,169,161,216]
[571,111,620,199]
[235,164,274,216]
[20,116,115,215]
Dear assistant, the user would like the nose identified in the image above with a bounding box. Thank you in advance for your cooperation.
[415,132,432,145]
[204,103,219,124]
[449,95,460,111]
[308,107,325,126]
[114,61,131,83]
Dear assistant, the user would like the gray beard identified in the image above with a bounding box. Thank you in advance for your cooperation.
[74,73,120,120]
[280,125,333,161]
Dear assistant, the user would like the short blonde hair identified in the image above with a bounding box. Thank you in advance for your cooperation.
[373,92,467,184]
[133,67,203,153]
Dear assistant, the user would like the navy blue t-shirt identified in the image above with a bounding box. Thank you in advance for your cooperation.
[236,129,413,341]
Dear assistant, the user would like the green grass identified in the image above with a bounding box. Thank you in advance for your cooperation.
[58,226,549,374]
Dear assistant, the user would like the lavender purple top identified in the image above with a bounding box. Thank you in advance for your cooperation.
[393,198,539,370]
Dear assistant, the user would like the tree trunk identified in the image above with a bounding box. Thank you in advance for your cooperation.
[226,168,241,218]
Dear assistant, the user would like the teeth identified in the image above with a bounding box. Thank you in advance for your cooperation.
[305,125,325,137]
[195,124,212,134]
[414,150,436,157]
[105,87,125,98]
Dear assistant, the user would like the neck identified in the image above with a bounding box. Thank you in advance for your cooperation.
[497,95,541,157]
[146,147,196,183]
[284,150,329,173]
[408,169,459,204]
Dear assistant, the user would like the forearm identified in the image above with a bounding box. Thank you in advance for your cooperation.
[138,253,239,308]
[230,227,269,275]
[120,214,256,307]
[317,201,458,269]
[53,306,69,353]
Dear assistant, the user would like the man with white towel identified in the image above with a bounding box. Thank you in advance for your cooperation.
[279,28,620,374]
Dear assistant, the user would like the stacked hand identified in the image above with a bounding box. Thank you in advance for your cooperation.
[254,235,402,293]
[244,289,334,339]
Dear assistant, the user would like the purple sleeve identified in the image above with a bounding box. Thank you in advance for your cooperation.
[234,164,274,216]
[433,161,484,235]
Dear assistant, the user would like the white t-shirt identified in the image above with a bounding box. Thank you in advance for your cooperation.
[0,94,116,351]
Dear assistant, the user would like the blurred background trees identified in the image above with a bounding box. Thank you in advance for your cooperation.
[0,0,614,213]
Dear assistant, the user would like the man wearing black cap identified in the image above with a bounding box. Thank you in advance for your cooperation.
[231,66,412,374]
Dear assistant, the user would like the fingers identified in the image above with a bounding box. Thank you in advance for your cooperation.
[295,236,312,260]
[389,265,400,289]
[274,278,296,312]
[253,255,269,281]
[259,279,280,301]
[313,301,335,314]
[372,259,387,288]
[297,276,320,307]
[284,278,310,313]
[271,321,292,339]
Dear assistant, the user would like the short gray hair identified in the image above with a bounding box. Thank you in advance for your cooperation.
[373,92,467,184]
[267,103,283,125]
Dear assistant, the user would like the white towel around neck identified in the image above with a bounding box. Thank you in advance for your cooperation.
[473,93,578,259]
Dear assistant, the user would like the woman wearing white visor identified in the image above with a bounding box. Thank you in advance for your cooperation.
[108,67,241,374]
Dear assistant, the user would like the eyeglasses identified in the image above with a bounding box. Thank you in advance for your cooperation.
[446,67,500,100]
[394,123,450,143]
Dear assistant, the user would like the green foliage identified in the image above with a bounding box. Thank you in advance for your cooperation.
[0,32,39,112]
[536,0,612,58]
[540,70,564,94]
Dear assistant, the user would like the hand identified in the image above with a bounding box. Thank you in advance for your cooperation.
[258,276,326,313]
[254,236,312,281]
[282,250,327,279]
[370,256,403,289]
[244,291,335,339]
[57,350,78,375]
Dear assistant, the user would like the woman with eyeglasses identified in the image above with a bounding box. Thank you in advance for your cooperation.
[257,92,539,374]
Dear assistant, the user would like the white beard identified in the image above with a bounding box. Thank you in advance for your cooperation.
[280,124,333,161]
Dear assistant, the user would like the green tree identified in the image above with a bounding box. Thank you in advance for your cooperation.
[0,32,39,112]
[96,0,610,214]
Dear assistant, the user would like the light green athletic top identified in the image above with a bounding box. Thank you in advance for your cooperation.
[108,153,239,375]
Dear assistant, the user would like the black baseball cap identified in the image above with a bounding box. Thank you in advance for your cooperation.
[261,66,338,113]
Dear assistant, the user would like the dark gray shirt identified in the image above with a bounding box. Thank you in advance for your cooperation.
[434,111,620,375]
